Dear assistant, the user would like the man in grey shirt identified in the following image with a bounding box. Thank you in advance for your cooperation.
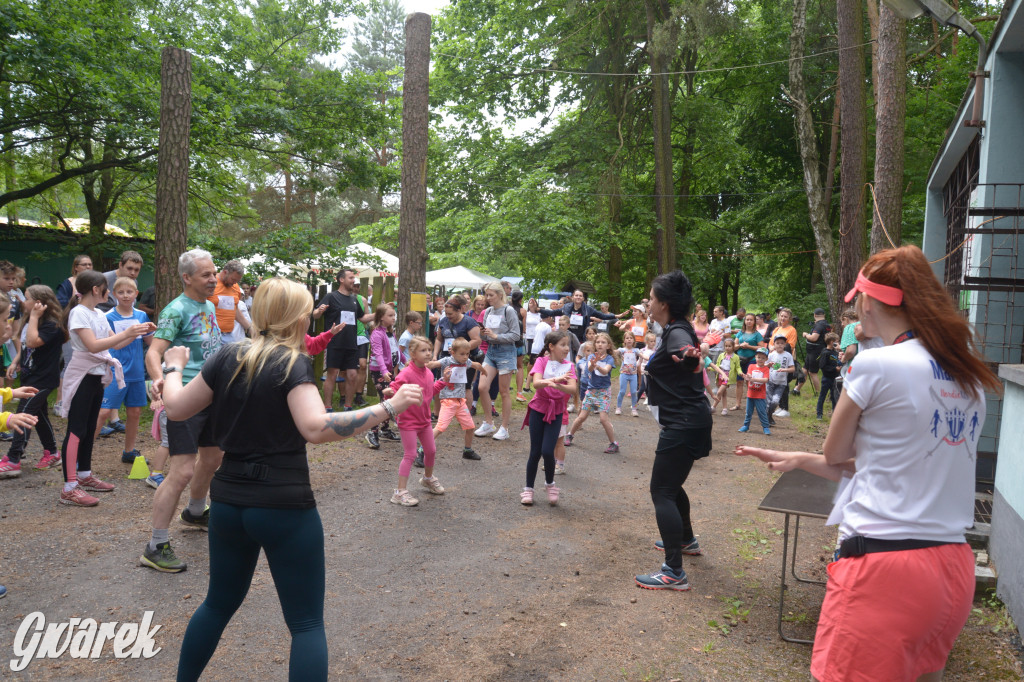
[98,250,143,312]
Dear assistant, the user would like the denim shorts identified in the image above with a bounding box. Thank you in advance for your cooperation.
[484,343,517,374]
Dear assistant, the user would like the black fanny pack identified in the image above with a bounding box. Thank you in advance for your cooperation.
[219,455,309,484]
[838,535,956,559]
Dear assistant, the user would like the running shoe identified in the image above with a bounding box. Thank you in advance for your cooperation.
[122,449,141,464]
[0,584,6,599]
[567,405,575,413]
[474,422,496,437]
[462,448,481,461]
[390,489,419,506]
[353,394,368,407]
[380,426,401,441]
[654,538,703,555]
[0,456,22,479]
[738,426,749,433]
[59,486,99,507]
[791,388,801,397]
[420,476,445,495]
[635,564,690,591]
[631,408,639,417]
[769,418,776,427]
[614,407,622,415]
[604,442,619,454]
[516,392,527,402]
[546,483,560,506]
[492,426,509,441]
[0,432,11,441]
[78,475,115,492]
[180,506,210,530]
[98,425,115,437]
[721,409,728,416]
[35,451,61,470]
[520,488,534,506]
[365,430,380,449]
[554,462,566,475]
[563,433,573,447]
[491,406,499,418]
[140,541,187,573]
[414,445,425,468]
[146,472,165,489]
[469,405,477,416]
[763,428,772,435]
[775,409,790,418]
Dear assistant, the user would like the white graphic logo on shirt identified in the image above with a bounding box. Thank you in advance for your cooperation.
[926,386,980,459]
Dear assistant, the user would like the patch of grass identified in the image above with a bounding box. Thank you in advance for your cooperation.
[732,522,774,561]
[782,611,813,625]
[972,589,1017,635]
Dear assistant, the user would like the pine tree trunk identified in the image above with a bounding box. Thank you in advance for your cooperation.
[788,0,841,319]
[871,4,906,253]
[646,0,677,273]
[837,0,867,295]
[154,47,192,313]
[397,13,430,327]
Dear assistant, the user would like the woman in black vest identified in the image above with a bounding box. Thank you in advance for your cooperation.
[635,270,712,591]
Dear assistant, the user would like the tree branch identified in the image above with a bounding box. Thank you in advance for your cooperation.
[0,150,157,208]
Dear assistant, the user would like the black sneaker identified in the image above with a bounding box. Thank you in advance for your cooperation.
[791,388,801,397]
[180,507,210,530]
[635,564,690,591]
[469,405,477,416]
[413,445,425,468]
[380,426,401,442]
[462,448,481,461]
[121,449,141,464]
[0,432,12,442]
[353,394,367,407]
[491,407,499,418]
[365,430,380,449]
[769,418,776,426]
[140,541,187,573]
[654,538,703,555]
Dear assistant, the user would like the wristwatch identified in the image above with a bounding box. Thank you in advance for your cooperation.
[163,366,184,375]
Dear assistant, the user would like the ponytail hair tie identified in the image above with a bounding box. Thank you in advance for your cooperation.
[259,329,268,336]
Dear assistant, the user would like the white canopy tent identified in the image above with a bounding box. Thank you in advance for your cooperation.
[237,243,399,284]
[425,266,500,289]
[343,242,400,280]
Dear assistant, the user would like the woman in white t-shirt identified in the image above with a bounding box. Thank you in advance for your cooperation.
[59,271,155,507]
[735,246,1001,682]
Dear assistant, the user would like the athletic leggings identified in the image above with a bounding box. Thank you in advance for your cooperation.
[526,408,560,488]
[61,374,103,483]
[617,373,638,409]
[399,424,435,478]
[177,502,327,682]
[6,385,57,464]
[650,426,711,571]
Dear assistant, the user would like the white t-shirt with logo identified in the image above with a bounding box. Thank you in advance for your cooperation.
[830,340,983,543]
[767,350,793,385]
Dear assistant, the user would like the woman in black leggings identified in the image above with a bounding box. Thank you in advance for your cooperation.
[635,270,712,591]
[161,278,423,682]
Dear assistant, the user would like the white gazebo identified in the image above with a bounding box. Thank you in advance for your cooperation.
[342,242,400,280]
[425,266,500,289]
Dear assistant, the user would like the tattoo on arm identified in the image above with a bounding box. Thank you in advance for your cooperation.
[322,409,374,438]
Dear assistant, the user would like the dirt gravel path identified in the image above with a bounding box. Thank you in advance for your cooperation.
[1,398,1021,680]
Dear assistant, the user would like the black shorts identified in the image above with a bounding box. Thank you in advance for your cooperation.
[804,348,823,373]
[167,405,217,456]
[326,347,362,371]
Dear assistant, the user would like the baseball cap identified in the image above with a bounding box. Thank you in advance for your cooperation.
[813,307,826,316]
[755,347,769,355]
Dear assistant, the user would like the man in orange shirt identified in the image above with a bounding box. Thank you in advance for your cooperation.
[208,260,250,344]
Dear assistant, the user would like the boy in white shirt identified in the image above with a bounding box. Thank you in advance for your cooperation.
[766,335,794,423]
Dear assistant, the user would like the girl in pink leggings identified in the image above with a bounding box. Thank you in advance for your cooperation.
[385,336,447,507]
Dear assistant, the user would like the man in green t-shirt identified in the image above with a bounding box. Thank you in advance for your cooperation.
[141,249,222,573]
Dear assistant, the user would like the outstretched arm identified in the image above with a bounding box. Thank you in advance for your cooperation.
[733,446,854,482]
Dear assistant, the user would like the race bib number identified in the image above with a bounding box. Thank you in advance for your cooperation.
[357,335,369,346]
[339,310,356,326]
[597,323,608,332]
[544,360,571,379]
[443,337,454,351]
[631,325,644,337]
[216,295,236,311]
[448,365,468,384]
[525,312,541,335]
[388,336,399,354]
[569,313,584,326]
[486,314,502,329]
[112,319,135,334]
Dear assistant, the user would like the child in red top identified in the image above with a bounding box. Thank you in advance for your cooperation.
[304,321,345,356]
[739,347,771,434]
[385,336,448,507]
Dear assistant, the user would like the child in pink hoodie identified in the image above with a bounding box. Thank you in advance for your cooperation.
[385,336,448,507]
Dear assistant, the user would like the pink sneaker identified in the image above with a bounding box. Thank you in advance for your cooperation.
[60,487,99,507]
[546,484,560,506]
[78,475,115,493]
[0,456,22,479]
[520,488,534,506]
[35,451,61,470]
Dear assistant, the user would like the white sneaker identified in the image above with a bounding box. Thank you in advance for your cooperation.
[419,476,445,495]
[567,405,575,413]
[775,409,790,418]
[492,426,509,440]
[614,407,622,415]
[474,422,496,437]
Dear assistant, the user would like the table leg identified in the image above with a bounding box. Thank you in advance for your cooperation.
[790,516,828,586]
[778,513,816,645]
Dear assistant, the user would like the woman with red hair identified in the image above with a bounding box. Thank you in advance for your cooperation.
[736,245,1000,682]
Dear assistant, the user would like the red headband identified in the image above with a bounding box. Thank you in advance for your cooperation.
[844,270,903,306]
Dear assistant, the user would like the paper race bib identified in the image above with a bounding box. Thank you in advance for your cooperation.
[486,314,502,329]
[448,365,468,384]
[569,313,584,326]
[112,319,135,334]
[339,310,356,326]
[443,337,454,351]
[388,336,399,354]
[631,325,644,337]
[216,295,236,311]
[356,336,369,346]
[597,322,608,332]
[543,360,571,379]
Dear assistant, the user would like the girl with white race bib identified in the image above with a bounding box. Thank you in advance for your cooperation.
[521,298,543,393]
[521,330,576,506]
[365,304,402,450]
[473,282,521,441]
[615,331,641,416]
